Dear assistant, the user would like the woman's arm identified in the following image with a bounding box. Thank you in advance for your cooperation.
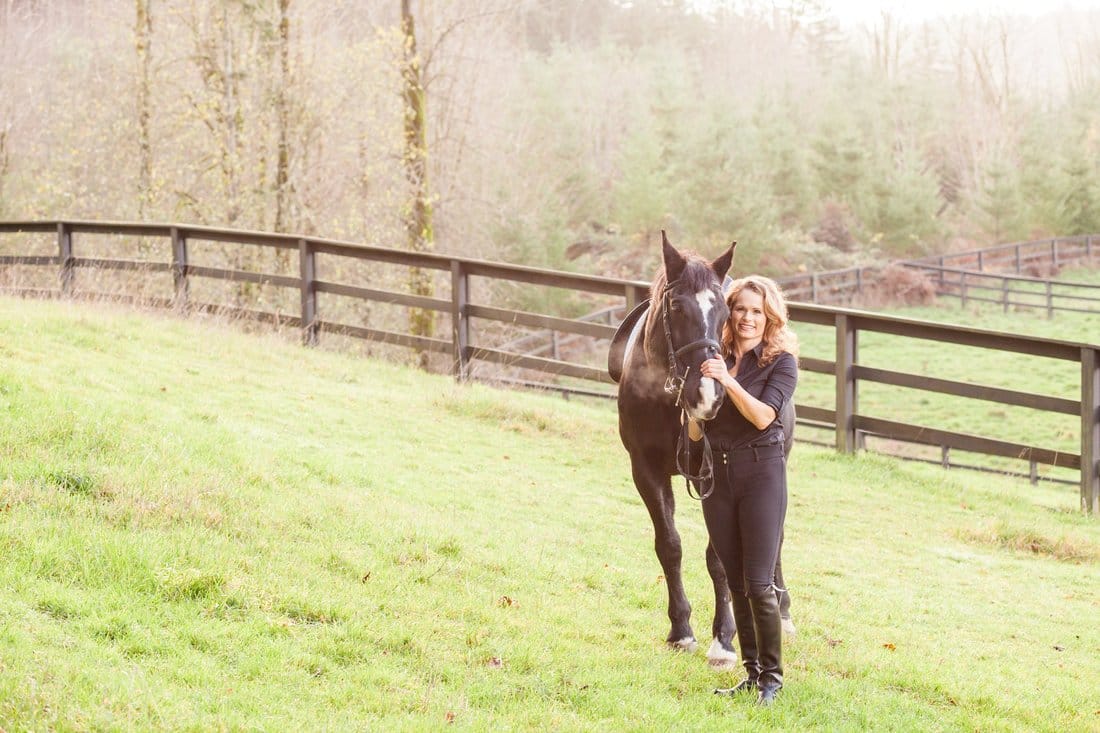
[701,354,796,431]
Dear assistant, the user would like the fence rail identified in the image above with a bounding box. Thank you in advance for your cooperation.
[912,234,1096,273]
[900,263,1100,316]
[1,219,1097,514]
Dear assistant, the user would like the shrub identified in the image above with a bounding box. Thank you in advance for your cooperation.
[860,264,937,307]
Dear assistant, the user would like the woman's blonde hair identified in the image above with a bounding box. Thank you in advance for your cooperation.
[721,276,800,366]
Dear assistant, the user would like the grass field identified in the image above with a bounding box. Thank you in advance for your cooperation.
[1,296,1099,731]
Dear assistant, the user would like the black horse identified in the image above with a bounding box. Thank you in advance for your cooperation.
[609,232,793,669]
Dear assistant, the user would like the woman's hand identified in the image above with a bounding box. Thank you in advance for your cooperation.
[700,356,736,390]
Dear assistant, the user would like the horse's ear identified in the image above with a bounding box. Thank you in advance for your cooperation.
[661,230,686,282]
[710,241,736,280]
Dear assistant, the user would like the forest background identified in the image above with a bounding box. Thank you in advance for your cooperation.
[2,0,1099,286]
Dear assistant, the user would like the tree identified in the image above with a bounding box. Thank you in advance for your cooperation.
[1061,158,1100,236]
[975,158,1026,243]
[400,0,435,369]
[273,0,292,233]
[134,0,154,220]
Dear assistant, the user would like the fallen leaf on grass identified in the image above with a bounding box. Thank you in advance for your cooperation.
[445,711,455,723]
[497,595,517,607]
[487,656,503,669]
[826,638,843,647]
[882,643,896,651]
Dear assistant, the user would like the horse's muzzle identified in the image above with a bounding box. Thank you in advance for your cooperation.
[684,376,724,421]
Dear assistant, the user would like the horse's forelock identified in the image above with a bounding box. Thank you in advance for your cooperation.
[652,254,719,306]
[680,256,721,292]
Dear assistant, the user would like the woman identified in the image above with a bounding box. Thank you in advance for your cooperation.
[687,275,798,706]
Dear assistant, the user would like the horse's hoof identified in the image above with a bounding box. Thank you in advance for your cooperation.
[781,618,797,637]
[705,638,738,670]
[668,637,698,653]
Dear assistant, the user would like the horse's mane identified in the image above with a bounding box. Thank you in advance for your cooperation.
[649,253,718,308]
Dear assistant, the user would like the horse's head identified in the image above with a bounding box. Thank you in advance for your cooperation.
[654,231,735,421]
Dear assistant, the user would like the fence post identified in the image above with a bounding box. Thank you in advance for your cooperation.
[960,271,968,308]
[836,313,857,453]
[298,239,318,346]
[57,222,73,296]
[1051,238,1058,269]
[1082,346,1100,514]
[1046,281,1053,319]
[451,260,469,381]
[811,273,819,303]
[171,226,189,311]
[977,250,984,271]
[1015,244,1021,273]
[1002,277,1009,313]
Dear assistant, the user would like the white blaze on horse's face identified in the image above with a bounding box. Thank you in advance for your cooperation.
[686,287,724,421]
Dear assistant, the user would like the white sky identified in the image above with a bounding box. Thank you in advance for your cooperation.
[826,0,1100,25]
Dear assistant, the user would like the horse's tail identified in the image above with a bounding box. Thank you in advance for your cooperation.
[607,301,650,383]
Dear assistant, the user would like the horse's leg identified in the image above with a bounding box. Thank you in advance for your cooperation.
[774,528,796,636]
[632,458,695,651]
[704,540,738,669]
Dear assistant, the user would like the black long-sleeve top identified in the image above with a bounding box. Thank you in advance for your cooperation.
[706,342,798,451]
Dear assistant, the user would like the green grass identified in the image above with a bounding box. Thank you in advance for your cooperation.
[1,297,1099,731]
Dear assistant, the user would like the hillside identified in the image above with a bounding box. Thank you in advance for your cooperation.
[1,297,1097,731]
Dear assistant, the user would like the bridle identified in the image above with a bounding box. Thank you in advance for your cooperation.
[658,277,722,500]
[659,279,722,406]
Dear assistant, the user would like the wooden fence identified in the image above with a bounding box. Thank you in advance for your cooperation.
[1,219,1097,514]
[899,235,1100,316]
[767,234,1100,313]
[911,234,1097,275]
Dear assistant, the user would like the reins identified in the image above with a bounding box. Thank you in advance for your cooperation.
[658,278,721,501]
[675,411,716,500]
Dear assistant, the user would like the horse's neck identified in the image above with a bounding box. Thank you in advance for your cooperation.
[627,306,673,394]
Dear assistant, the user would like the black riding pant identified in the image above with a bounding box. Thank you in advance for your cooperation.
[701,443,787,600]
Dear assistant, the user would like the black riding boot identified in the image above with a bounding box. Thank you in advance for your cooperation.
[714,592,760,696]
[749,589,783,706]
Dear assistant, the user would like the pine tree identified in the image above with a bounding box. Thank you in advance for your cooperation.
[976,158,1026,243]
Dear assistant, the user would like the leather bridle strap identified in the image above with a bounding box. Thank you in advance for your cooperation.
[660,280,720,408]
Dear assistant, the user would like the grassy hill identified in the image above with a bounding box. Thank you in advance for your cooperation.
[1,297,1098,731]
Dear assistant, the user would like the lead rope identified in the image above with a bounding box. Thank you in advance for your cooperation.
[675,409,716,501]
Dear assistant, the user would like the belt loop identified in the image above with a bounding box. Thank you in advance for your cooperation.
[753,446,759,461]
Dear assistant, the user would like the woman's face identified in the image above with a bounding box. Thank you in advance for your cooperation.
[730,287,767,343]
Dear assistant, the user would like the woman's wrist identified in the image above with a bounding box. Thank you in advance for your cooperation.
[686,418,703,441]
